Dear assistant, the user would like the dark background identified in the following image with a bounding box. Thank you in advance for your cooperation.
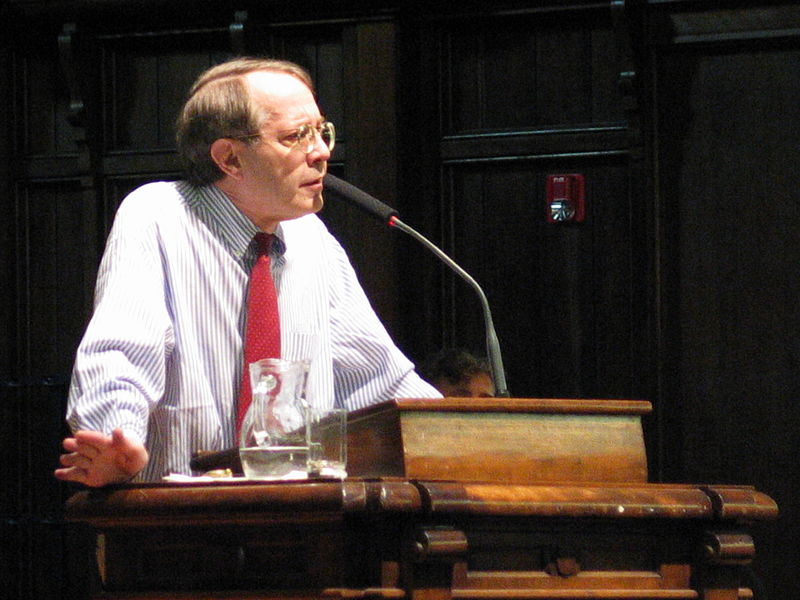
[1,1,797,598]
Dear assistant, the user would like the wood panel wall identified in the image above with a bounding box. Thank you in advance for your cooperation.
[0,1,797,599]
[401,6,644,403]
[645,4,800,595]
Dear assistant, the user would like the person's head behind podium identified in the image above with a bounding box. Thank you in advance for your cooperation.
[422,348,495,398]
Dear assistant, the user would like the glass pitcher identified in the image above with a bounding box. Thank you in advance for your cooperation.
[238,358,310,479]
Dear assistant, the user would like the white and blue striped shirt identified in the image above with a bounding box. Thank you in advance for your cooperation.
[66,180,441,480]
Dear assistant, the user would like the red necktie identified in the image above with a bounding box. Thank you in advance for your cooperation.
[236,232,281,434]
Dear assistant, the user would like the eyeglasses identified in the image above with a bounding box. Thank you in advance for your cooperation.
[232,121,336,154]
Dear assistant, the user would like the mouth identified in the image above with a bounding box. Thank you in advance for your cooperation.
[301,176,324,192]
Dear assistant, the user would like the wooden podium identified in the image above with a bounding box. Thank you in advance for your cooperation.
[65,399,778,600]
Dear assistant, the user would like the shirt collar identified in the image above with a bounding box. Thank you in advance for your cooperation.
[180,181,287,263]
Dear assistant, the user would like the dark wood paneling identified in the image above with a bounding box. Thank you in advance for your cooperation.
[0,16,13,378]
[652,27,800,600]
[444,158,635,400]
[0,379,88,600]
[336,21,401,336]
[15,183,100,376]
[440,10,625,135]
[658,46,800,483]
[2,2,797,599]
[19,54,75,157]
[427,7,638,400]
[268,24,347,135]
[104,45,220,151]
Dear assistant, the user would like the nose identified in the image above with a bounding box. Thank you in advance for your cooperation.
[306,132,331,164]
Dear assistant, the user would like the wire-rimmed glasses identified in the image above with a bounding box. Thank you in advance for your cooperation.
[233,121,335,154]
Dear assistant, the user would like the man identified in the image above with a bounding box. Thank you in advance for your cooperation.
[55,57,440,487]
[421,348,495,398]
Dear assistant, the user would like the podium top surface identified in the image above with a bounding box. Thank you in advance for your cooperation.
[350,398,653,417]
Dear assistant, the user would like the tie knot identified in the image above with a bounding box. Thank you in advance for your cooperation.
[254,232,273,256]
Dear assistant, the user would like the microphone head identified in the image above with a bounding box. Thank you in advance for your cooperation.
[323,173,399,226]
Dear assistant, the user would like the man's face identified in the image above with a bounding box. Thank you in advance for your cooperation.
[435,372,495,398]
[231,71,330,230]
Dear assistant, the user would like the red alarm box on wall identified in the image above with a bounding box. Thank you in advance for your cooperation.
[546,174,585,223]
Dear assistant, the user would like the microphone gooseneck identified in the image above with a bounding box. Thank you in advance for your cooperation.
[322,173,398,224]
[323,173,510,397]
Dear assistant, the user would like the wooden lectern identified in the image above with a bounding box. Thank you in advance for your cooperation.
[66,399,777,600]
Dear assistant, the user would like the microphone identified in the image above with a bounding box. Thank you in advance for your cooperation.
[323,173,510,397]
[322,173,398,225]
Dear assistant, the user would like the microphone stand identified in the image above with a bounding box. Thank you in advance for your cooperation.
[388,216,510,397]
[322,173,509,397]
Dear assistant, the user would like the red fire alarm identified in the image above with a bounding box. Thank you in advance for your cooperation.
[545,174,585,223]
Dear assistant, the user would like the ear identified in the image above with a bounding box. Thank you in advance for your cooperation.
[209,138,244,179]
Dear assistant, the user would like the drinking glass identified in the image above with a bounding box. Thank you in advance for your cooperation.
[307,407,347,478]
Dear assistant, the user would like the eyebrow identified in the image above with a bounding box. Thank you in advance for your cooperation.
[286,115,326,126]
[275,118,327,135]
